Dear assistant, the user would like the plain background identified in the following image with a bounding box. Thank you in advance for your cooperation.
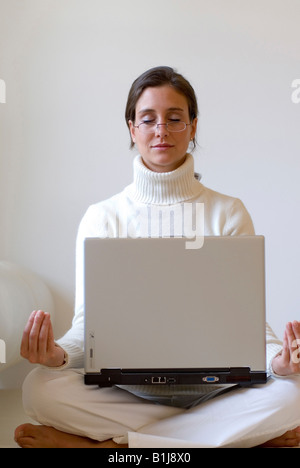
[0,0,299,384]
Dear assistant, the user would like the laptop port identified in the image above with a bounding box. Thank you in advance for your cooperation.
[151,376,167,384]
[168,378,176,384]
[202,376,219,383]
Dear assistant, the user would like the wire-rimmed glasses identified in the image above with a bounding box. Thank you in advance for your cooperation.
[134,121,191,134]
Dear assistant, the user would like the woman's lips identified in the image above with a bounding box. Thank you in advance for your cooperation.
[151,144,174,149]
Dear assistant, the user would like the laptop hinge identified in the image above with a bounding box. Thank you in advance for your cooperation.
[230,367,250,374]
[84,367,268,386]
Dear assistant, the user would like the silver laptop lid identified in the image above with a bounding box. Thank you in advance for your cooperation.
[84,236,266,373]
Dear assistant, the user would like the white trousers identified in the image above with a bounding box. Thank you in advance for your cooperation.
[22,367,300,448]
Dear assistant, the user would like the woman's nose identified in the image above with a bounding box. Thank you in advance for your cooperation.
[155,123,170,137]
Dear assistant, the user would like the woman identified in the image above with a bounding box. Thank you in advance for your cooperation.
[15,67,300,448]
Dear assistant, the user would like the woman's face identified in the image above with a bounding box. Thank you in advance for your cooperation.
[129,85,197,173]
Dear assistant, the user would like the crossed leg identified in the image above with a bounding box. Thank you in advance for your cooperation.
[14,423,300,448]
[16,367,300,448]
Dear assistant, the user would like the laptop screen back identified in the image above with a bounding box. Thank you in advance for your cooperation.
[84,236,266,374]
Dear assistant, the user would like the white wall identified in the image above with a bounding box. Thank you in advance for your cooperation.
[0,0,299,355]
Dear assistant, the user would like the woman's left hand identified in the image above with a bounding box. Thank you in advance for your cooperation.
[272,321,300,376]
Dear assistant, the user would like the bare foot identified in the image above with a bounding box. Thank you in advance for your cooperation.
[260,426,300,448]
[14,424,128,448]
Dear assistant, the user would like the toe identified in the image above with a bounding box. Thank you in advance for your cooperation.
[14,424,38,448]
[15,423,27,440]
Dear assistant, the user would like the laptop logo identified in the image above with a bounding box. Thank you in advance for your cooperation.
[88,331,95,369]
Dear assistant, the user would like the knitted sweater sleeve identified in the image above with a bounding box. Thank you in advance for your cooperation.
[56,204,108,369]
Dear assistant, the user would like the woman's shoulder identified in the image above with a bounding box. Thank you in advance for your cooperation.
[76,191,125,236]
[198,184,255,236]
[199,183,243,205]
[84,190,126,217]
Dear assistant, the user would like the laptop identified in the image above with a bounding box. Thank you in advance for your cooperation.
[84,236,267,387]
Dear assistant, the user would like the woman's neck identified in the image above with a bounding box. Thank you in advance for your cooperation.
[126,154,202,205]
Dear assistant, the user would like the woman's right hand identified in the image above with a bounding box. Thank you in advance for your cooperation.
[271,321,300,376]
[20,310,65,368]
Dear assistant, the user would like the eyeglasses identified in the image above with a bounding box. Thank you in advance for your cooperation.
[134,121,191,134]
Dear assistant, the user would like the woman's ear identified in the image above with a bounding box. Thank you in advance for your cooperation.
[190,117,198,140]
[128,120,136,144]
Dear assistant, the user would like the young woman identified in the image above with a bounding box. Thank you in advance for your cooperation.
[15,67,300,448]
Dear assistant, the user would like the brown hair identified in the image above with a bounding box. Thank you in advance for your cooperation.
[125,66,199,150]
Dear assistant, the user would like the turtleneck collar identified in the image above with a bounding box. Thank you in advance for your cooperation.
[125,154,203,205]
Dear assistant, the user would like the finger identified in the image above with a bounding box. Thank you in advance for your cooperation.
[20,310,38,358]
[281,330,290,363]
[292,321,300,342]
[286,322,297,351]
[46,315,55,352]
[37,313,51,361]
[28,310,46,361]
[287,321,300,354]
[286,322,300,370]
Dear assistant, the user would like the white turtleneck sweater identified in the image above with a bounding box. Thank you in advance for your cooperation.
[57,154,282,372]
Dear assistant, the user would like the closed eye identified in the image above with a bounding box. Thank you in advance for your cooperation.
[141,119,156,125]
